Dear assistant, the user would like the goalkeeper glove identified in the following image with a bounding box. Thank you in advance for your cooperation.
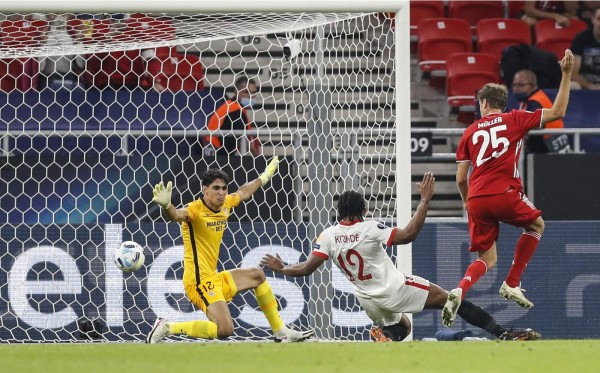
[152,181,172,209]
[259,156,279,186]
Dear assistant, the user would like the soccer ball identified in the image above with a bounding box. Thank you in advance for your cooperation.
[114,241,145,273]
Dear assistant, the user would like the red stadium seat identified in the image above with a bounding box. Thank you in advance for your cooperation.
[476,18,531,59]
[79,15,176,89]
[410,1,445,40]
[123,14,176,43]
[66,18,113,44]
[446,52,500,107]
[0,18,48,48]
[534,19,589,59]
[418,18,472,72]
[0,58,40,92]
[146,52,205,92]
[81,48,145,88]
[0,19,47,91]
[448,1,504,29]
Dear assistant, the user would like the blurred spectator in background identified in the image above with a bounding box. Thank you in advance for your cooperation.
[204,76,261,156]
[570,7,600,90]
[522,1,579,27]
[577,1,600,26]
[512,69,570,153]
[39,14,84,90]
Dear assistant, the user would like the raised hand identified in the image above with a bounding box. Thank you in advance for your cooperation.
[560,49,574,74]
[259,156,280,185]
[152,181,172,209]
[417,171,435,202]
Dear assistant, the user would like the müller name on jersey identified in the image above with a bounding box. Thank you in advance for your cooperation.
[478,116,503,129]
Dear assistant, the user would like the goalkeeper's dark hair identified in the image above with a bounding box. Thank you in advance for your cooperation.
[337,191,366,222]
[202,169,230,186]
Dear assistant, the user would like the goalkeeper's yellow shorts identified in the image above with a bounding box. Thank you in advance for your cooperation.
[184,271,238,313]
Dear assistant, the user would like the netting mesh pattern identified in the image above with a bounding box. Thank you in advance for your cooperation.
[0,12,397,342]
[0,13,367,58]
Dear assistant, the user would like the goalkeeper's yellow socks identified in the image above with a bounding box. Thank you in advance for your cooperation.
[255,280,285,333]
[168,320,218,339]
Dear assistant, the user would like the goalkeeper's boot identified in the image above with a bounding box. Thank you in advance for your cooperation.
[146,318,171,344]
[441,288,463,327]
[370,326,392,342]
[500,328,541,341]
[499,281,534,308]
[274,326,315,343]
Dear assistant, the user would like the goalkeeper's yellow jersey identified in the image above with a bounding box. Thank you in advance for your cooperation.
[181,193,241,285]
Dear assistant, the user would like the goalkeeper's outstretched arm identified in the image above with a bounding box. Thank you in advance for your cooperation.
[152,181,189,222]
[235,156,279,202]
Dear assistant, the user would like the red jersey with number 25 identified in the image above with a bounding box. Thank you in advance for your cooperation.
[456,109,544,198]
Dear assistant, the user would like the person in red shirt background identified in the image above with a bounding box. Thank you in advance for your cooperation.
[441,49,575,328]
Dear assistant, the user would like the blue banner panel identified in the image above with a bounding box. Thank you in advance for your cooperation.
[507,90,600,152]
[412,222,600,339]
[0,155,295,225]
[1,221,599,342]
[0,222,310,342]
[0,88,222,131]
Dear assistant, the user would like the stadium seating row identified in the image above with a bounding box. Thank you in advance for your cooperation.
[417,16,588,109]
[410,0,508,35]
[418,17,587,68]
[0,15,205,92]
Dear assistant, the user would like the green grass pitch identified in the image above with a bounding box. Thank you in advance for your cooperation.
[1,340,598,372]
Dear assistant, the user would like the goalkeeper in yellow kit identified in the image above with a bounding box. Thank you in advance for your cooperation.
[146,156,314,343]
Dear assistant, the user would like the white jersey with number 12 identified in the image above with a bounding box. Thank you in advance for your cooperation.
[311,220,404,299]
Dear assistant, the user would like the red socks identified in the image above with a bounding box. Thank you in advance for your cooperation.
[505,231,541,287]
[458,259,488,298]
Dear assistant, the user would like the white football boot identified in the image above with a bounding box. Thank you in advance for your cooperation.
[146,318,172,344]
[442,288,463,327]
[499,281,534,308]
[274,326,315,343]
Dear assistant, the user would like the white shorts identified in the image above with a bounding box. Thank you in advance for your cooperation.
[356,274,430,327]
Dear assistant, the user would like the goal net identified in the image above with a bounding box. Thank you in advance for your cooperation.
[0,9,403,342]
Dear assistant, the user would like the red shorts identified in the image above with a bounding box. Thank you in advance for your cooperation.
[467,188,541,252]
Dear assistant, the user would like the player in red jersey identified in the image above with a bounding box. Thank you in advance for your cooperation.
[442,49,575,327]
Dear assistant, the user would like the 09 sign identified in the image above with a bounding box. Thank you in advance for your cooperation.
[411,132,432,156]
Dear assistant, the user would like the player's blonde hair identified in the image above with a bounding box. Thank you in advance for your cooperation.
[477,83,508,110]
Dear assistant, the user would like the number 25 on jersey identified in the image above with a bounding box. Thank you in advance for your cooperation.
[473,125,509,167]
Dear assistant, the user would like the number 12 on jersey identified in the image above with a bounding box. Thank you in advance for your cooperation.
[337,250,372,281]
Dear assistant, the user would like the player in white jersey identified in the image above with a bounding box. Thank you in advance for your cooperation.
[262,172,540,341]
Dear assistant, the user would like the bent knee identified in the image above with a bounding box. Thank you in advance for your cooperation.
[252,267,267,283]
[533,217,545,235]
[217,323,234,338]
[399,314,412,331]
[485,257,497,269]
[526,217,545,236]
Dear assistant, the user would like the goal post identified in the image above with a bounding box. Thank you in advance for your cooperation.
[0,1,411,342]
[5,0,406,13]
